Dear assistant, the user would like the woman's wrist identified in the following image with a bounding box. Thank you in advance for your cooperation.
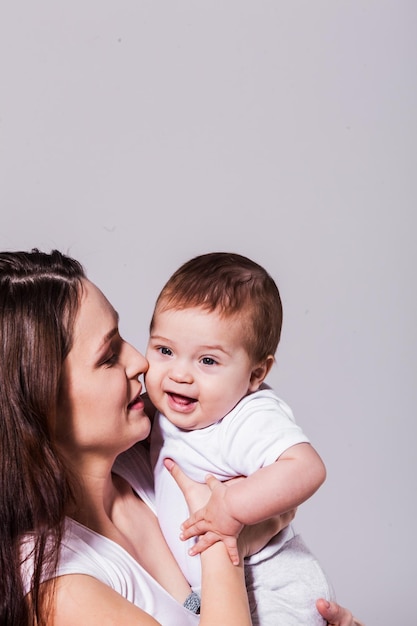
[199,541,250,625]
[183,591,201,614]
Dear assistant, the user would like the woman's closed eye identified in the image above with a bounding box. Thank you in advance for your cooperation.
[100,338,122,368]
[102,352,119,367]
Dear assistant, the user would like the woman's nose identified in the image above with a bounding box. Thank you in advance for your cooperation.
[125,343,148,378]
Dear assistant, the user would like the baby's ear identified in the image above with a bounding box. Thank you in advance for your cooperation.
[249,355,274,391]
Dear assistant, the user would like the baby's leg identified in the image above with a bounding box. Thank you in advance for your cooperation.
[245,534,335,626]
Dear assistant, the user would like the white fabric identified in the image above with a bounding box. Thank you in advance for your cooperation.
[245,534,335,626]
[150,387,311,592]
[20,444,199,626]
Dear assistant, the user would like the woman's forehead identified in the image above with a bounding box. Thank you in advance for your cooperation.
[75,279,119,343]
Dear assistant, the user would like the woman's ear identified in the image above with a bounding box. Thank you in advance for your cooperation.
[248,355,275,391]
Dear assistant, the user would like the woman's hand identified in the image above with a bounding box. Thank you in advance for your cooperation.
[164,461,244,565]
[166,463,295,565]
[180,472,244,564]
[163,458,211,513]
[181,473,244,539]
[316,599,365,626]
[164,459,252,626]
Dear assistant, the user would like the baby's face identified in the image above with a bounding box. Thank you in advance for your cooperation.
[145,306,257,430]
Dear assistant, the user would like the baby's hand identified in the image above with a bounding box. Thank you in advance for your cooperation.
[180,474,244,565]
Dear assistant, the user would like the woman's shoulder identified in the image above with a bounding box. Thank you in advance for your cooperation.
[52,573,160,626]
[20,518,116,596]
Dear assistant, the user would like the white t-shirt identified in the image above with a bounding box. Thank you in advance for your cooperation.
[20,444,199,626]
[151,387,310,592]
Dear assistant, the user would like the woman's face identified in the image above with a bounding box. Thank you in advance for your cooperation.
[56,279,150,458]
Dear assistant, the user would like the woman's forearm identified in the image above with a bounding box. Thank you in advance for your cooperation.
[199,541,251,626]
[163,460,252,624]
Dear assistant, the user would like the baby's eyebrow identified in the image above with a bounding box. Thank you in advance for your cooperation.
[148,333,167,341]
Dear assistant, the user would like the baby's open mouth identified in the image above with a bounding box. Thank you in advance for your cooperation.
[167,392,197,406]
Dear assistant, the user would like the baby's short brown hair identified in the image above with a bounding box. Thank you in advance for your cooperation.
[151,252,282,363]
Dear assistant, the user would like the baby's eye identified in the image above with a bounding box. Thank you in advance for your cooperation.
[159,346,173,356]
[201,357,217,366]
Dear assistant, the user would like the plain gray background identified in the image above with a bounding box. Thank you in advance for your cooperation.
[1,2,416,624]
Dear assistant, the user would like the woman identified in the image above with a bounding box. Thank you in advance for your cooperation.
[0,249,363,625]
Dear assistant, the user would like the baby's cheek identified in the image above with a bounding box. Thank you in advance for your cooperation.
[144,370,160,396]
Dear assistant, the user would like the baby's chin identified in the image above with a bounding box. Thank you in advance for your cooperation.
[164,409,216,432]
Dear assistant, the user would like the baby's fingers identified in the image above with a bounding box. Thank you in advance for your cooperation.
[181,509,204,531]
[188,533,240,566]
[181,517,211,539]
[222,536,240,565]
[187,531,220,555]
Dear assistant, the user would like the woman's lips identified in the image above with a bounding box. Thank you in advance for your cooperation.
[128,394,145,410]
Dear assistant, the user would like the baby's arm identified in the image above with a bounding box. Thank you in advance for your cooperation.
[222,442,326,524]
[181,442,326,561]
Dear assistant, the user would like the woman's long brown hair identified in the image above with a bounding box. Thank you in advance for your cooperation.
[0,249,85,625]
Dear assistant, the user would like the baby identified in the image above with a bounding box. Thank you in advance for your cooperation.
[145,252,335,625]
